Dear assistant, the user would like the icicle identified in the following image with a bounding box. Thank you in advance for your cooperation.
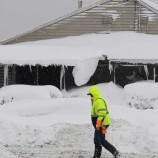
[29,65,32,73]
[4,65,8,86]
[59,65,67,92]
[113,65,116,84]
[144,65,149,80]
[154,66,156,82]
[63,67,66,92]
[109,61,113,75]
[60,66,64,91]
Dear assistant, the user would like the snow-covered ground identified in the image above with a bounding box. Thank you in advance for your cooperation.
[0,82,158,158]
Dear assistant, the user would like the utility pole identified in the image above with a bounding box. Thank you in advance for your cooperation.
[78,0,83,8]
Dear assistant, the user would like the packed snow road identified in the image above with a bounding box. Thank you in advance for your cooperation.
[2,122,158,158]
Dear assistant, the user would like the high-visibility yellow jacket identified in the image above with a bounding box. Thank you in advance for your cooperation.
[88,85,111,126]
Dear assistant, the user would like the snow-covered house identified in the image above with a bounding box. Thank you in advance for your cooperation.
[0,44,105,89]
[0,0,158,88]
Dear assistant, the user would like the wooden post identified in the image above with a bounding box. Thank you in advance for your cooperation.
[154,66,156,82]
[36,65,39,85]
[113,64,116,84]
[78,0,82,8]
[12,65,16,84]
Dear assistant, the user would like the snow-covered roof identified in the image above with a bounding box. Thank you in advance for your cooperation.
[0,32,158,66]
[18,31,158,64]
[0,44,103,66]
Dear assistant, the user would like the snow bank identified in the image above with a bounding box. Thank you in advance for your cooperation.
[0,82,157,156]
[123,82,158,109]
[66,82,124,105]
[0,85,62,105]
[0,98,91,126]
[0,82,158,156]
[0,145,17,158]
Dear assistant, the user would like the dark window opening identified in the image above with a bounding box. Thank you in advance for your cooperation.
[15,65,61,89]
[87,60,111,85]
[115,65,147,87]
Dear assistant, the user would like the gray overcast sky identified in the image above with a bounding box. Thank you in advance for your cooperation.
[0,0,99,42]
[0,0,77,42]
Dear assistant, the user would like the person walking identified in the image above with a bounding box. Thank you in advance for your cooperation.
[87,85,120,158]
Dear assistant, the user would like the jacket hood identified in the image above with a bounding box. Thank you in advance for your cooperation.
[88,85,102,100]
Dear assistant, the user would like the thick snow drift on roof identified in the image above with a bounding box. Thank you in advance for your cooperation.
[1,32,158,65]
[0,45,102,66]
[0,45,102,86]
[24,32,158,62]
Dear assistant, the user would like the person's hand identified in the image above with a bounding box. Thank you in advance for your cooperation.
[96,125,100,130]
[96,120,101,130]
[102,129,107,134]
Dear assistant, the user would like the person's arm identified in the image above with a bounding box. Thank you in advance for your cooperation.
[95,99,107,129]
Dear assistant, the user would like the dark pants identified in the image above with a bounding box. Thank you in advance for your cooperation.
[94,129,117,155]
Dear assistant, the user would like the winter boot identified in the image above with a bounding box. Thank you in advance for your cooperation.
[92,146,102,158]
[113,150,120,158]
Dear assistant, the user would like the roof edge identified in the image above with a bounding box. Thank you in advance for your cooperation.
[0,0,110,45]
[138,0,158,14]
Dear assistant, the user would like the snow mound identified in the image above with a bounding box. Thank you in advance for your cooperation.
[0,145,17,158]
[123,82,158,109]
[0,98,91,126]
[97,82,124,105]
[0,85,62,105]
[66,82,124,105]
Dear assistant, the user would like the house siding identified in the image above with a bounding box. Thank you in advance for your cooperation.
[2,0,158,45]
